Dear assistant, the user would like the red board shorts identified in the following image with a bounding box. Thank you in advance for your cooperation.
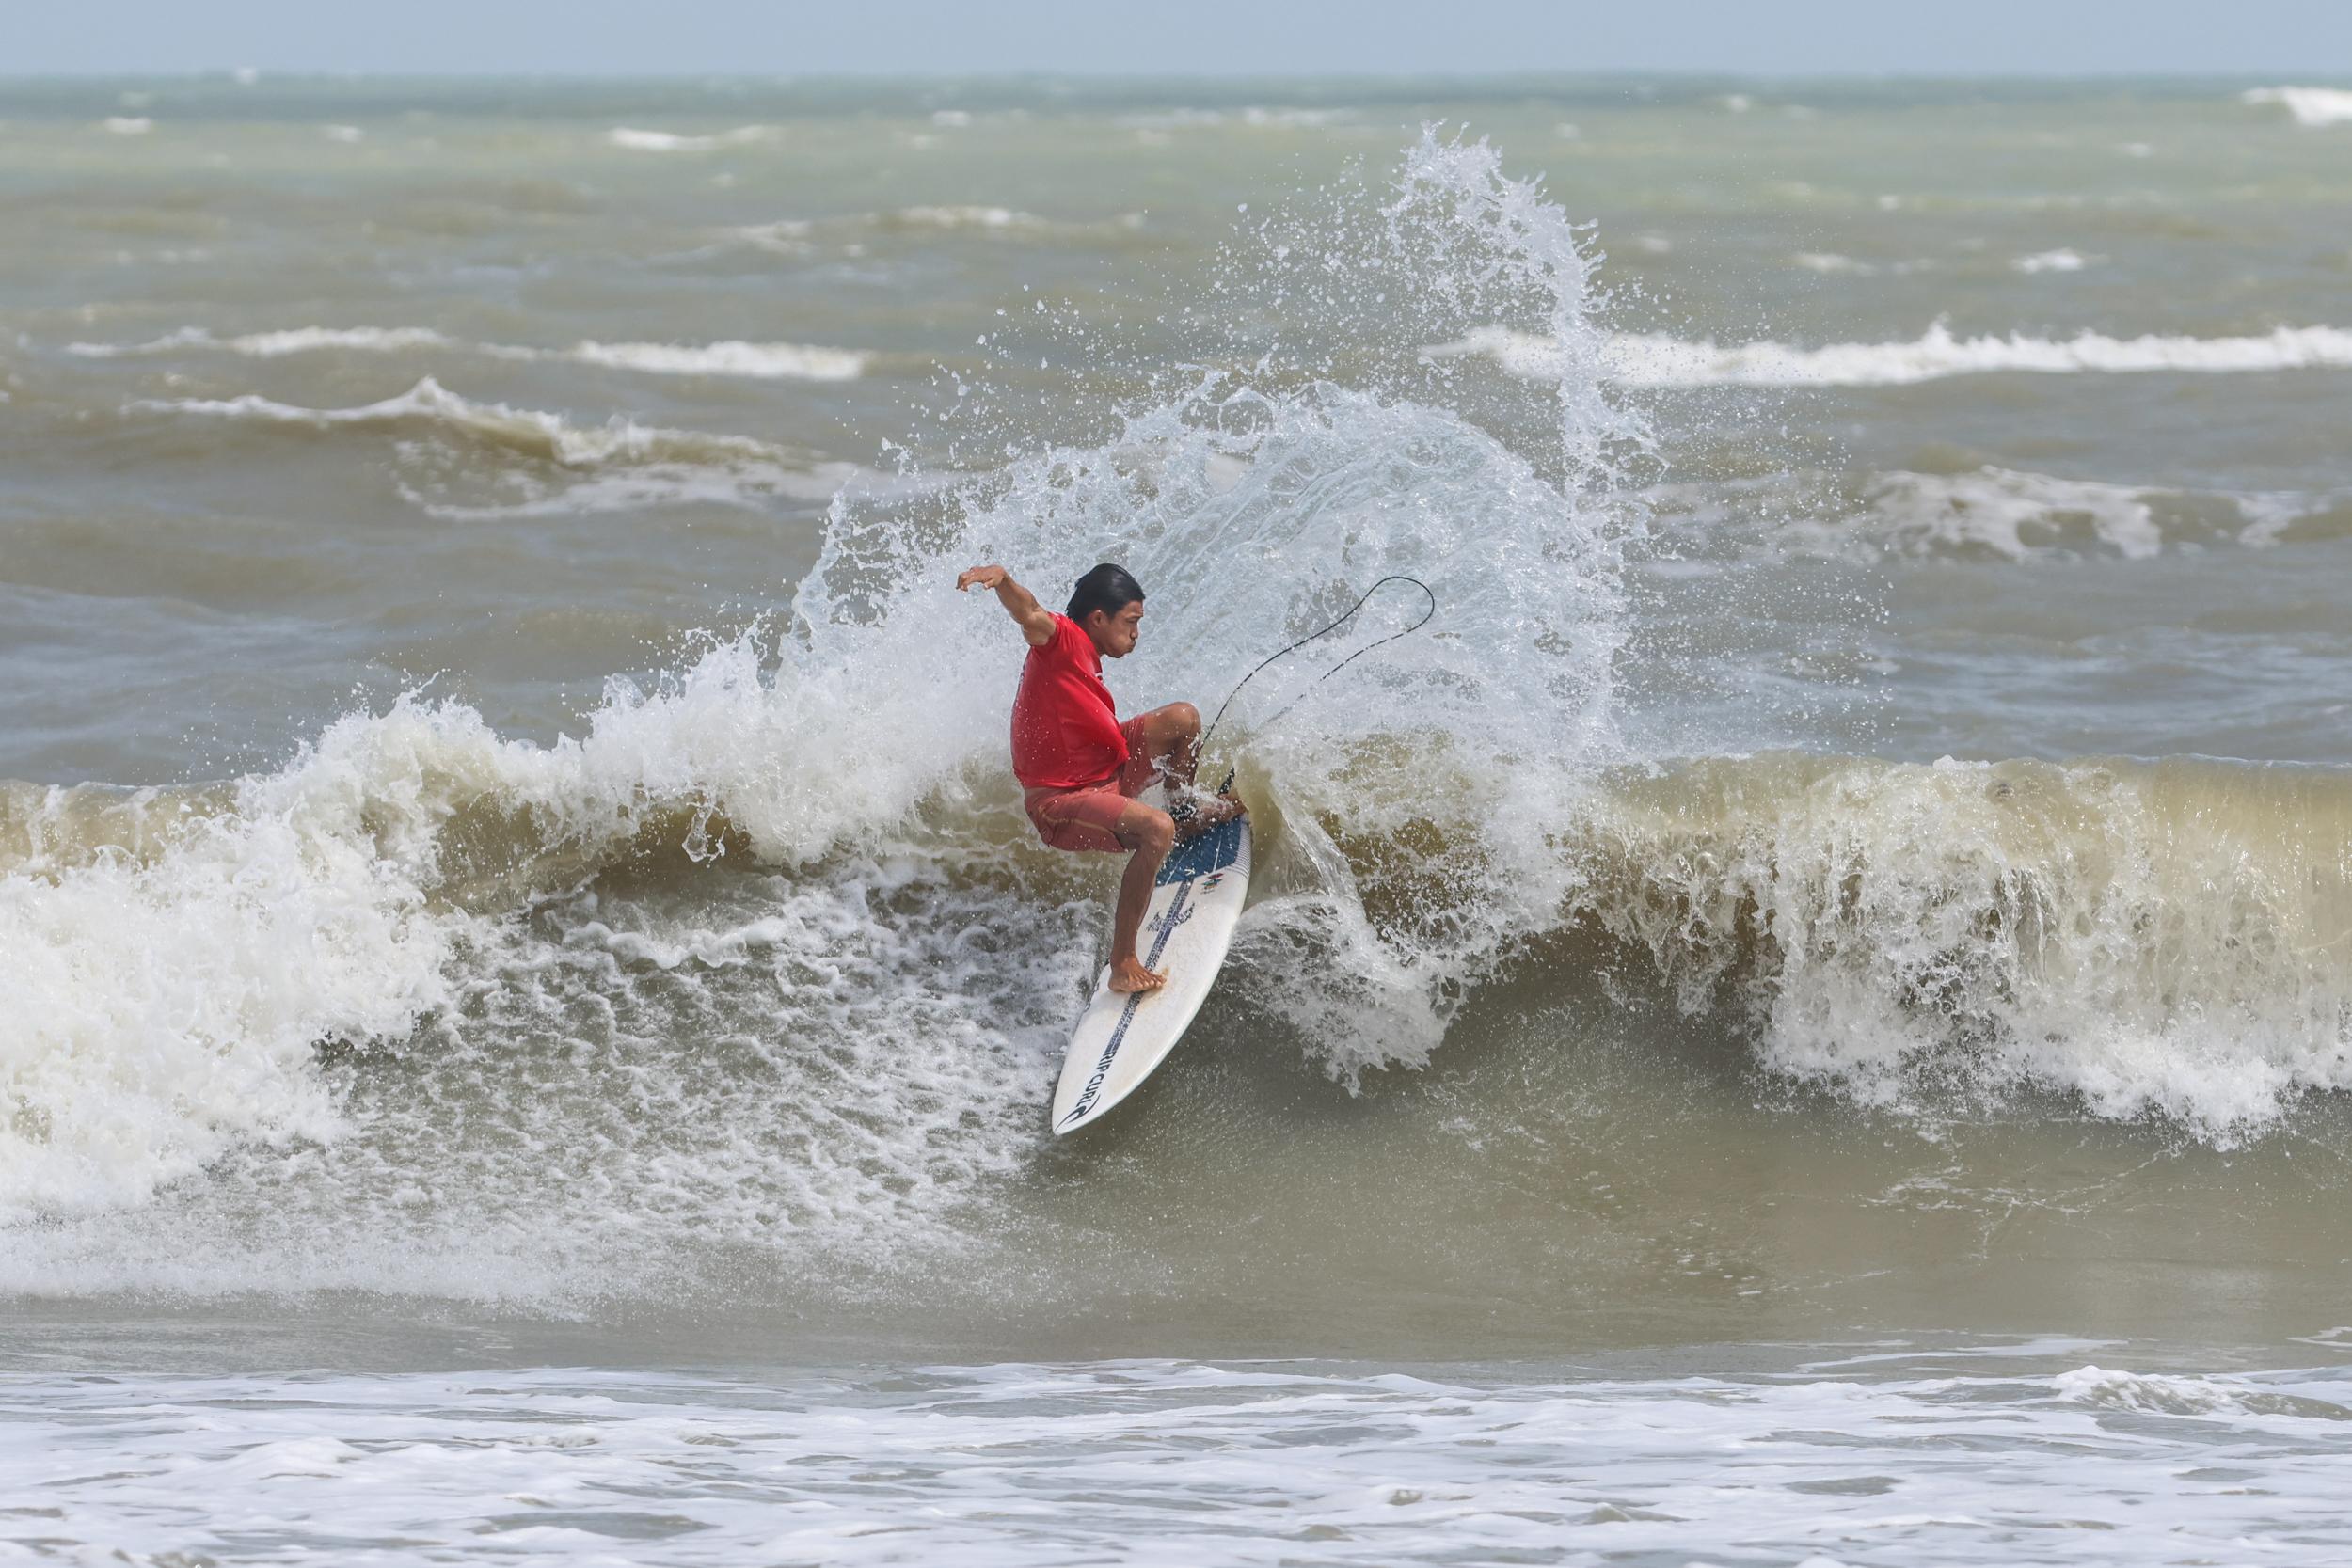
[1024,714,1155,852]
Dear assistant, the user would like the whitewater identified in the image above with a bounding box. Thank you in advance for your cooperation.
[5,73,2352,1567]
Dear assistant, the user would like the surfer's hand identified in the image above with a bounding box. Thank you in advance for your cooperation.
[957,564,1007,593]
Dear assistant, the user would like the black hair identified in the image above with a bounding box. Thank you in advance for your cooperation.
[1066,562,1145,623]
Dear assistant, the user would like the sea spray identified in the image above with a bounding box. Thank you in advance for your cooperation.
[811,130,1647,1077]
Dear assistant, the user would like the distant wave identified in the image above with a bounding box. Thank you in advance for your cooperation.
[558,340,870,380]
[73,325,456,358]
[1648,465,2352,562]
[114,375,937,518]
[122,376,788,467]
[607,125,775,151]
[1792,252,1881,275]
[2242,87,2352,128]
[2011,248,2093,274]
[892,204,1050,230]
[730,206,1147,255]
[67,326,872,382]
[1115,106,1355,131]
[1425,322,2352,386]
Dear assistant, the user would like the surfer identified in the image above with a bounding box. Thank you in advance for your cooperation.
[958,562,1244,994]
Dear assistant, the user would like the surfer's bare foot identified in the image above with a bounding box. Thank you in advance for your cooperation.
[1171,790,1246,843]
[1107,956,1167,993]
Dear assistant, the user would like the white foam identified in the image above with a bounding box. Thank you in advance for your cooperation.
[0,721,475,1223]
[607,125,773,151]
[1426,320,2352,386]
[322,124,365,144]
[99,117,152,135]
[5,1362,2348,1566]
[2243,87,2352,127]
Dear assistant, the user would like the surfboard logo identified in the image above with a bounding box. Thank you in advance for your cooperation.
[1060,1022,1128,1125]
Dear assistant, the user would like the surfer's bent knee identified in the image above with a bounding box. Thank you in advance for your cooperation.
[1119,804,1176,858]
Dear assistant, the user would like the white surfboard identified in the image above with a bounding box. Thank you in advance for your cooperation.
[1050,812,1251,1135]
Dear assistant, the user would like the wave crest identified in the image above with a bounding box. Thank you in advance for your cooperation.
[1568,753,2352,1140]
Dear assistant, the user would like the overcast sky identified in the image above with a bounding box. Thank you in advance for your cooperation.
[13,1,2352,77]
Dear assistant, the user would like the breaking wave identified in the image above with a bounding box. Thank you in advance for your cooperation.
[2242,87,2352,128]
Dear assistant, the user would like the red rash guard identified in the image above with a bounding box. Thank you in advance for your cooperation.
[1010,613,1129,790]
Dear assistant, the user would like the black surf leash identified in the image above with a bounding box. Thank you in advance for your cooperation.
[1192,574,1438,795]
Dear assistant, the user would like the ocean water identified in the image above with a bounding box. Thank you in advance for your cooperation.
[4,72,2351,1563]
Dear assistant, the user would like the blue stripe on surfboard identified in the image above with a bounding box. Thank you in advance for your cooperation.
[1155,813,1244,885]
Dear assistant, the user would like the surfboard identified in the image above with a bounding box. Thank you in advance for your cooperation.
[1050,811,1251,1135]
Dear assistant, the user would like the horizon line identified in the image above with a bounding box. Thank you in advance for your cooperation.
[4,68,2347,85]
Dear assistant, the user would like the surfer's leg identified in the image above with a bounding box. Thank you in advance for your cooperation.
[1106,799,1176,994]
[1121,703,1201,792]
[1026,782,1134,853]
[1120,703,1245,841]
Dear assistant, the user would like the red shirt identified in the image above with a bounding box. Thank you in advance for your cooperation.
[1010,613,1129,790]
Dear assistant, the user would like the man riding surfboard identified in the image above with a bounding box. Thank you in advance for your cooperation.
[958,562,1245,994]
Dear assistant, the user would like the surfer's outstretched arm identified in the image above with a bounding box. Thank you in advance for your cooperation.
[956,563,1057,647]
